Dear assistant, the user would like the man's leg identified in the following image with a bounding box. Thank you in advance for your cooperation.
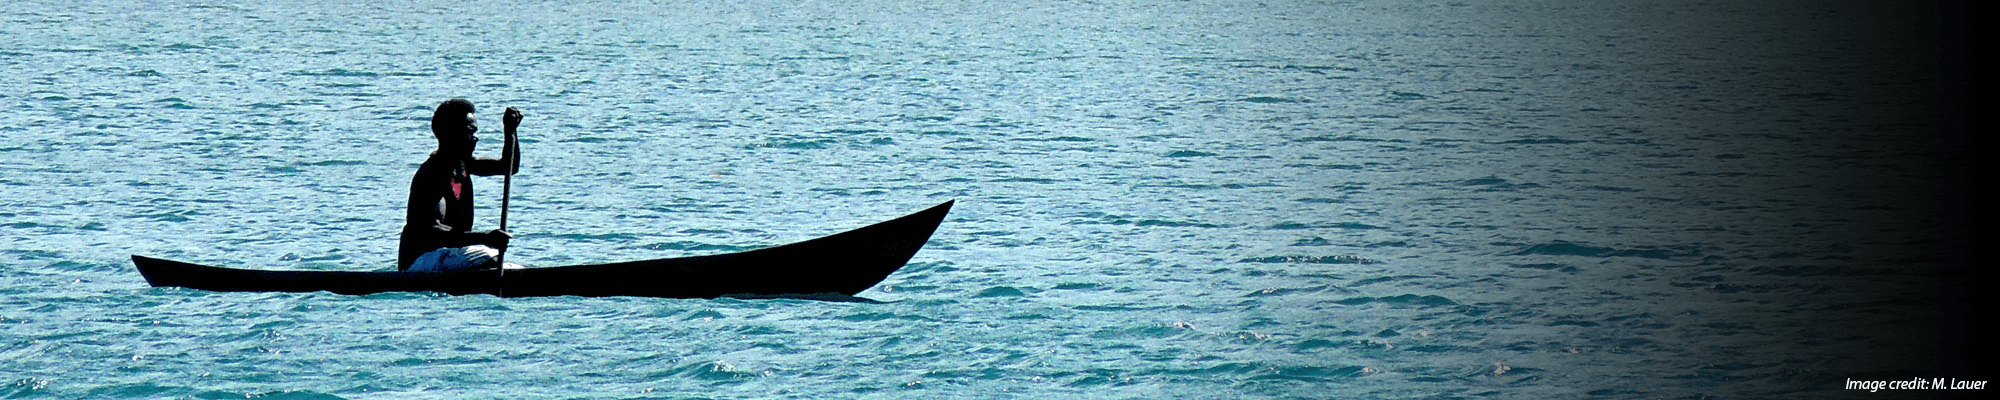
[409,246,501,272]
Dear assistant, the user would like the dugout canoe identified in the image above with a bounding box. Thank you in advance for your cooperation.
[132,200,953,298]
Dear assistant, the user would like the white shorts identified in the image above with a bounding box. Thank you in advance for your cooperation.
[408,245,500,273]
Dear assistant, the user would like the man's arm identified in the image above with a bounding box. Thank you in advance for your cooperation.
[468,107,522,177]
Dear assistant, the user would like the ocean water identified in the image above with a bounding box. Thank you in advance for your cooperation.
[0,0,1977,398]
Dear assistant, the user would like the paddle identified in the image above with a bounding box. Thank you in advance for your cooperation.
[497,107,522,267]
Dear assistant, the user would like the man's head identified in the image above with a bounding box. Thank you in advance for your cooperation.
[431,98,478,158]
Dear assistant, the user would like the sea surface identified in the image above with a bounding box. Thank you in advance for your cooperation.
[0,0,1977,398]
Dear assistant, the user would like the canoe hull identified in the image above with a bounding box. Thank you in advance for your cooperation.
[133,200,953,298]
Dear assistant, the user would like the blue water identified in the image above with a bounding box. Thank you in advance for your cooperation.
[1,0,1976,398]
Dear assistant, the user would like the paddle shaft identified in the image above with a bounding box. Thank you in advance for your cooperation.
[498,146,512,236]
[498,154,511,296]
[497,113,519,265]
[498,165,511,263]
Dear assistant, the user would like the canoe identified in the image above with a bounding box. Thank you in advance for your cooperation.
[133,200,953,298]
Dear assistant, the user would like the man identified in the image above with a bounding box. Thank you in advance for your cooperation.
[398,98,522,272]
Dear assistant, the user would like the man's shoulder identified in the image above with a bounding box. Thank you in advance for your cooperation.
[409,155,457,187]
[413,153,456,174]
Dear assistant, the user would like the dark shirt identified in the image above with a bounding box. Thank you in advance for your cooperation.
[398,154,476,270]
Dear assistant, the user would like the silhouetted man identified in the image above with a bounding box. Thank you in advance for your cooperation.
[399,98,521,272]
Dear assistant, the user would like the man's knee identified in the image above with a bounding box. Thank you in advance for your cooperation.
[409,246,500,272]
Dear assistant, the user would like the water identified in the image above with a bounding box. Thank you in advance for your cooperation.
[1,0,1976,398]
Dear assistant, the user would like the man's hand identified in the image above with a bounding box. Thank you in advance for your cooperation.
[499,107,522,175]
[485,229,513,250]
[463,246,500,267]
[503,107,524,132]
